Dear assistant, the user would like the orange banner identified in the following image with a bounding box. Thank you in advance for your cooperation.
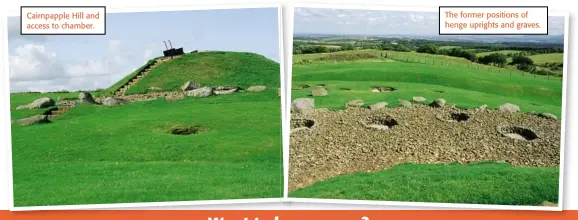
[1,210,578,220]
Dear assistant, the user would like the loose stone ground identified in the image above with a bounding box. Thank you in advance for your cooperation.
[289,105,561,192]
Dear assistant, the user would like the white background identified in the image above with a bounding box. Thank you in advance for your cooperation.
[0,0,575,211]
[20,6,106,34]
[439,7,548,34]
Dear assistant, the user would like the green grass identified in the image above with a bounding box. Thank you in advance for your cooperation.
[476,50,521,57]
[11,90,283,206]
[103,58,160,96]
[9,91,104,120]
[292,58,562,117]
[439,46,462,50]
[126,51,280,94]
[289,162,559,206]
[529,53,564,64]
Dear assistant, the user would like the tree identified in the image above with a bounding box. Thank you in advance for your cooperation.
[517,63,537,72]
[511,56,534,65]
[416,44,439,54]
[479,53,507,67]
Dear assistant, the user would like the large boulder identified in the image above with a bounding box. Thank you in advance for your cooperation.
[181,81,200,91]
[102,97,128,106]
[311,88,328,97]
[185,87,214,97]
[369,102,388,110]
[412,96,427,103]
[499,103,520,113]
[397,100,412,107]
[79,92,96,104]
[291,98,314,114]
[345,100,364,108]
[247,85,267,92]
[16,97,55,110]
[429,98,446,107]
[12,115,50,126]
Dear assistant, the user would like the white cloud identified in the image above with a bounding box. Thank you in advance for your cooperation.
[295,8,563,35]
[8,44,66,82]
[8,40,155,93]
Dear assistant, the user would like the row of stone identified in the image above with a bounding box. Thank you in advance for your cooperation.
[290,97,558,120]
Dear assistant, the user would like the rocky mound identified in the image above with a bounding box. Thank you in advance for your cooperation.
[289,105,561,192]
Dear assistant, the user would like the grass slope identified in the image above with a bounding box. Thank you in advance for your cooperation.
[289,162,558,206]
[126,51,280,94]
[529,53,564,64]
[292,58,563,117]
[103,58,160,96]
[10,91,102,120]
[476,50,521,57]
[11,90,282,206]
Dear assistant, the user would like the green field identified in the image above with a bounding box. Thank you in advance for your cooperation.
[292,50,562,117]
[476,50,521,57]
[439,46,462,50]
[290,49,562,205]
[529,53,564,64]
[10,52,283,207]
[290,162,558,206]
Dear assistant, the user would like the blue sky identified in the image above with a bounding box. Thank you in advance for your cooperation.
[8,7,280,93]
[294,8,565,35]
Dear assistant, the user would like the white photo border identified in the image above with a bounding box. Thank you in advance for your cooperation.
[284,2,569,212]
[4,3,286,211]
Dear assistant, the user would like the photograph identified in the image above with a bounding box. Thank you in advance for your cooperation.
[288,6,567,208]
[6,6,284,208]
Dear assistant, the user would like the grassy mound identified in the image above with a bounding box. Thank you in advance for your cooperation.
[289,162,559,206]
[125,51,280,94]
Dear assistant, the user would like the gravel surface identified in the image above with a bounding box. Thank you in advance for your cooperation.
[289,104,561,192]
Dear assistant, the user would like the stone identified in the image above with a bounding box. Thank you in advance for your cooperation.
[369,102,388,110]
[181,81,200,91]
[311,88,328,97]
[185,87,214,97]
[537,113,557,120]
[397,100,412,107]
[214,86,239,95]
[165,94,185,102]
[79,92,96,104]
[16,97,55,110]
[499,103,520,113]
[345,100,364,108]
[149,86,162,91]
[12,115,49,126]
[247,85,267,92]
[479,104,488,111]
[291,98,314,114]
[412,96,427,102]
[430,98,446,107]
[102,97,128,106]
[315,108,329,113]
